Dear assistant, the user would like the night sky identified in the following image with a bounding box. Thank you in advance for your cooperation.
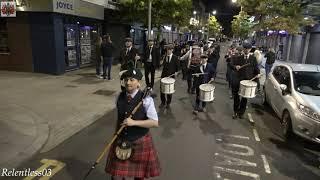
[204,0,240,36]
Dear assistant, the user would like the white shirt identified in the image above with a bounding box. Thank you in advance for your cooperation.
[126,47,132,55]
[201,62,207,73]
[147,46,153,62]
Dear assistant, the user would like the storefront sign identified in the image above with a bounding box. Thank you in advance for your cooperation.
[1,1,16,17]
[53,0,74,15]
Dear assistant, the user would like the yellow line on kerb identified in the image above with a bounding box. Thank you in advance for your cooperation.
[23,159,66,180]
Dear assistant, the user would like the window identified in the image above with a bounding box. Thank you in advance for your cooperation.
[0,19,9,53]
[273,66,291,89]
[272,66,282,83]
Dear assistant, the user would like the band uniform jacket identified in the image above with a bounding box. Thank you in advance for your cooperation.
[229,54,260,85]
[193,63,215,86]
[161,54,180,78]
[119,47,139,70]
[144,46,160,68]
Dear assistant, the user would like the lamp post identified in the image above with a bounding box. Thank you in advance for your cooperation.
[148,0,152,40]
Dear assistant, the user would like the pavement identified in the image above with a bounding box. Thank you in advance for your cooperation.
[0,65,161,169]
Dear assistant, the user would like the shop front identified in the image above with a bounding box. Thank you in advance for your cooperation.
[0,0,104,74]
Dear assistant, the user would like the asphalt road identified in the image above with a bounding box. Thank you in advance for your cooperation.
[4,42,320,180]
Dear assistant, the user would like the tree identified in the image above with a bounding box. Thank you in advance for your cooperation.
[231,11,255,38]
[236,0,315,34]
[207,16,222,37]
[118,0,192,29]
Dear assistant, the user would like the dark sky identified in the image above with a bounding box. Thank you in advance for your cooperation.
[203,0,240,36]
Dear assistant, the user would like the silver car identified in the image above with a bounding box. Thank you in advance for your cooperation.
[263,62,320,143]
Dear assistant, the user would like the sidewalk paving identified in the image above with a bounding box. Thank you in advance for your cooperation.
[0,65,161,169]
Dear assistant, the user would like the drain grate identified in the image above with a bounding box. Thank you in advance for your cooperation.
[93,89,117,96]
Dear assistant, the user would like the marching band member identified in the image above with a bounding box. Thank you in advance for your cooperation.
[105,68,161,180]
[180,43,202,94]
[192,54,215,115]
[159,44,180,109]
[143,39,160,89]
[229,42,260,119]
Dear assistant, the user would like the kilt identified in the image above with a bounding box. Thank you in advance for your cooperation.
[105,133,161,178]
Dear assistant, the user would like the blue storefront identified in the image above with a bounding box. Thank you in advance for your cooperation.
[1,0,104,75]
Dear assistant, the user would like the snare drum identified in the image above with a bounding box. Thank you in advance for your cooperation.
[119,70,127,87]
[199,84,215,102]
[160,77,175,94]
[239,80,257,98]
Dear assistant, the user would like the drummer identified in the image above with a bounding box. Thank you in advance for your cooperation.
[230,42,260,119]
[193,53,215,115]
[159,44,180,109]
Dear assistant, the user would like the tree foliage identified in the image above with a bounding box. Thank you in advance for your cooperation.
[231,11,255,38]
[208,16,222,37]
[236,0,315,34]
[118,0,192,29]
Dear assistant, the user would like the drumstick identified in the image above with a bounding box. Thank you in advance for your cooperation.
[192,72,208,76]
[249,74,261,81]
[239,63,250,70]
[166,72,180,78]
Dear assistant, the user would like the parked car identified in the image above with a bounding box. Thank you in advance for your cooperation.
[263,62,320,143]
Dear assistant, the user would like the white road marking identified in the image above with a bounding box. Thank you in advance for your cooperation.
[216,153,257,167]
[214,166,261,180]
[218,134,250,140]
[220,143,254,156]
[253,129,261,142]
[261,155,271,174]
[248,113,254,123]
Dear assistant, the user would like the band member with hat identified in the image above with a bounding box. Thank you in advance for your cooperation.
[143,39,160,89]
[230,42,260,119]
[192,54,215,115]
[119,37,140,71]
[105,68,161,180]
[159,44,180,109]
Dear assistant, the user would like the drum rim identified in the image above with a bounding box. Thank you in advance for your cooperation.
[161,77,176,83]
[199,84,215,91]
[240,80,257,87]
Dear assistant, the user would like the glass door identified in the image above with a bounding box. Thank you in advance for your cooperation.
[64,24,80,70]
[79,26,92,66]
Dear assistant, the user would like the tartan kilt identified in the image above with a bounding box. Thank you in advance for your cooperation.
[105,133,161,178]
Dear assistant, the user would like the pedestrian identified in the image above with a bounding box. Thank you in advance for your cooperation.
[253,49,263,92]
[105,68,161,180]
[159,44,180,109]
[101,35,115,80]
[264,48,276,77]
[143,39,160,89]
[230,42,260,119]
[95,36,103,78]
[180,44,189,80]
[225,45,236,98]
[192,54,215,115]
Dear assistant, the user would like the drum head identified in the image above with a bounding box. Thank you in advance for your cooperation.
[240,80,257,87]
[199,84,215,91]
[161,77,175,84]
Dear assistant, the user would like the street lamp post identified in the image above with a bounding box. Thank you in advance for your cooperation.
[148,0,152,40]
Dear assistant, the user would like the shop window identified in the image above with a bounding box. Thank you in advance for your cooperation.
[0,19,9,54]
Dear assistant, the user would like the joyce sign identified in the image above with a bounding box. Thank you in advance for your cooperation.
[53,0,74,15]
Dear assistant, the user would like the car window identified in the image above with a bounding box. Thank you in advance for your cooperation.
[272,66,282,83]
[279,67,291,88]
[294,71,320,96]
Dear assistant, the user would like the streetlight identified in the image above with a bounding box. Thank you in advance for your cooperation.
[232,0,237,3]
[193,11,197,15]
[212,10,217,15]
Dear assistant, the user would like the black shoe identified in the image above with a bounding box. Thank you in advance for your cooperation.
[232,113,238,119]
[193,110,198,115]
[159,103,166,108]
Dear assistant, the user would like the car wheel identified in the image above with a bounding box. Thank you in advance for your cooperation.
[282,111,293,139]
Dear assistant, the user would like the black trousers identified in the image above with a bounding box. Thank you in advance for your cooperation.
[160,84,172,105]
[180,61,187,80]
[195,85,206,110]
[144,62,155,88]
[232,82,247,115]
[186,68,196,92]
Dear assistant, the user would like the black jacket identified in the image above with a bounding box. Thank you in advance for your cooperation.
[119,47,139,70]
[161,54,180,78]
[144,46,160,68]
[229,54,260,84]
[101,42,115,58]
